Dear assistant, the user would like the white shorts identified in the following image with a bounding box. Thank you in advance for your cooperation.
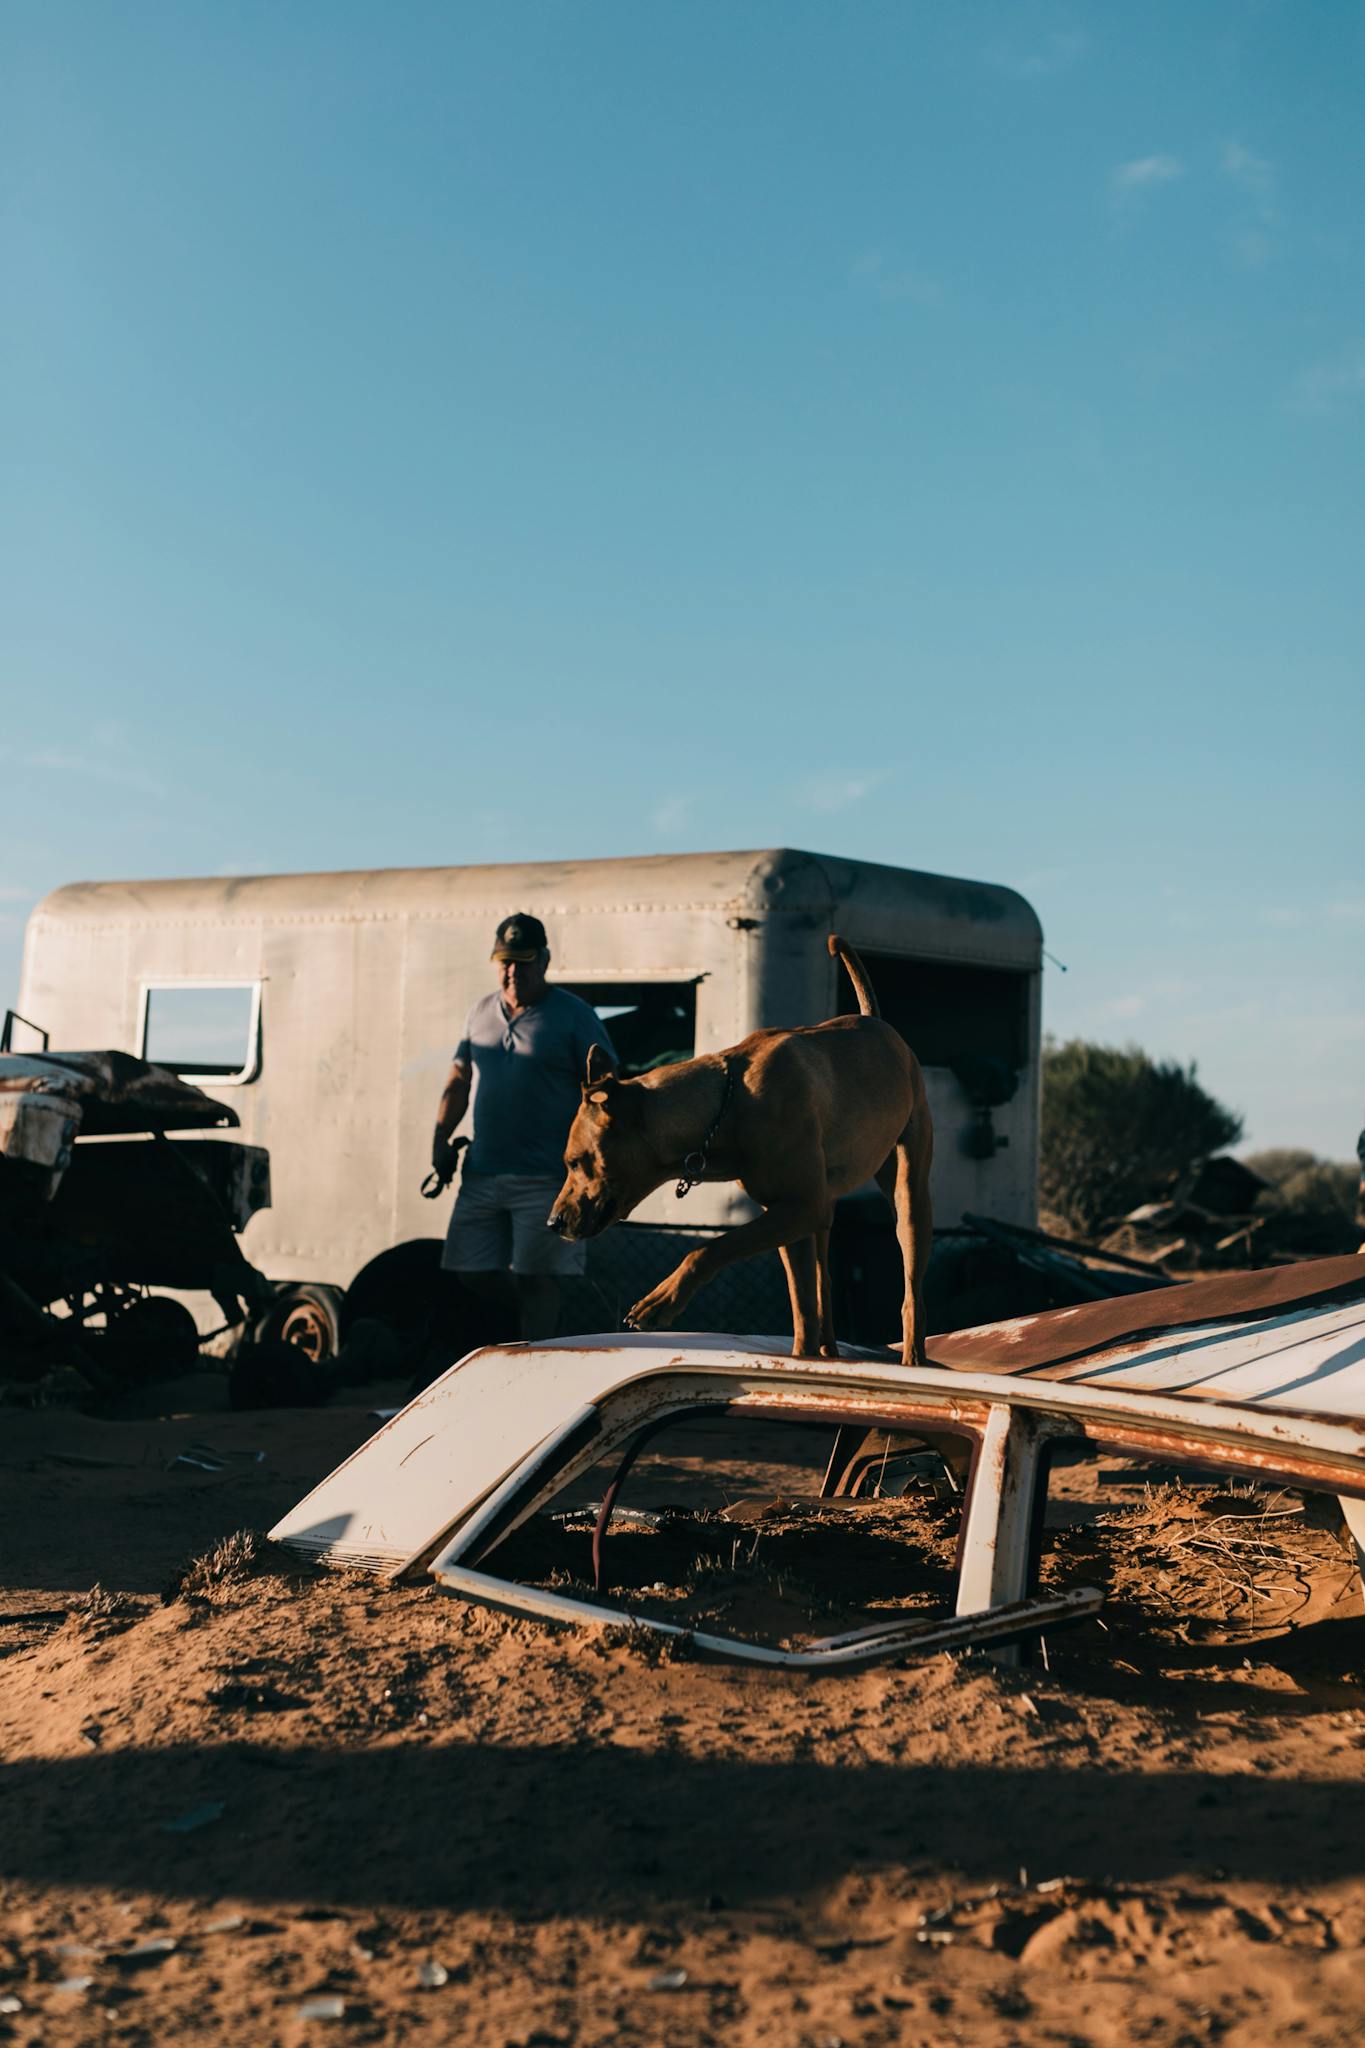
[442,1172,587,1278]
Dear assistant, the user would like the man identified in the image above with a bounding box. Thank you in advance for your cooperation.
[431,914,617,1339]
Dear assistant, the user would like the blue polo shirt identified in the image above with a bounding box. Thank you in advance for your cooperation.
[456,987,617,1178]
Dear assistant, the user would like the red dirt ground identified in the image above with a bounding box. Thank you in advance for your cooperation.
[2,1372,1364,2046]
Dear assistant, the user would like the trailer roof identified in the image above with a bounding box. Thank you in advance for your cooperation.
[29,848,1041,961]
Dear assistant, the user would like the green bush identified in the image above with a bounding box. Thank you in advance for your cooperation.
[1244,1149,1360,1255]
[1040,1039,1243,1236]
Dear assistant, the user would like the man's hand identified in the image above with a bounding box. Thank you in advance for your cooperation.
[431,1129,466,1180]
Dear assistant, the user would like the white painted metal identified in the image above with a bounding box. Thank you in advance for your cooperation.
[987,1295,1365,1420]
[269,1333,900,1573]
[955,1407,1048,1597]
[271,1312,1365,1587]
[19,849,1043,1286]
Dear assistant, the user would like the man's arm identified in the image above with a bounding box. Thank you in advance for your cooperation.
[433,1058,471,1173]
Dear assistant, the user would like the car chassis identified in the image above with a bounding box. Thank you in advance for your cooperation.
[272,1255,1365,1672]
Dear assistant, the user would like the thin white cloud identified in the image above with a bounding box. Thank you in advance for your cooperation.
[1230,228,1273,269]
[1290,345,1365,415]
[850,251,944,309]
[986,32,1087,80]
[1262,896,1365,927]
[1219,139,1277,266]
[650,793,695,836]
[794,772,884,816]
[1220,140,1274,207]
[0,746,167,800]
[1112,154,1184,193]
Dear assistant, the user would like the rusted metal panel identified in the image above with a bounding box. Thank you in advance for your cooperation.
[269,1300,1365,1673]
[0,1051,238,1197]
[274,1304,1365,1586]
[428,1567,1101,1671]
[929,1254,1365,1381]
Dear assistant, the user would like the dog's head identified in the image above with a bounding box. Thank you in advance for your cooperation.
[547,1046,661,1242]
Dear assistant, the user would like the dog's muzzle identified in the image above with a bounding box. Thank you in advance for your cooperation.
[549,1194,616,1241]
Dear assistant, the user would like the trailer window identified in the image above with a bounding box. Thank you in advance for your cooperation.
[850,955,1031,1074]
[140,982,262,1085]
[560,981,697,1075]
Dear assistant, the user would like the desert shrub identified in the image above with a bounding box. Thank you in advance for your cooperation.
[165,1528,268,1604]
[1242,1148,1318,1189]
[74,1583,141,1631]
[1040,1039,1243,1236]
[1245,1150,1360,1254]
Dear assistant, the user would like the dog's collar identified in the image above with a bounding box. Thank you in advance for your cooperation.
[675,1057,736,1200]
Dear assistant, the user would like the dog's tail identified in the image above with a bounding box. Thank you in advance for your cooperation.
[829,932,879,1018]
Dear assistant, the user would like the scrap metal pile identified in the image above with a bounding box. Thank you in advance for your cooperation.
[271,1253,1365,1675]
[0,1049,271,1396]
[1101,1152,1361,1272]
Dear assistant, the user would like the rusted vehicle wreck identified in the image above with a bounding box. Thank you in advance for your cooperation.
[272,1253,1365,1671]
[0,1036,271,1390]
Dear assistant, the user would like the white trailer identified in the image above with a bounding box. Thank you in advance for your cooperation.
[18,848,1042,1340]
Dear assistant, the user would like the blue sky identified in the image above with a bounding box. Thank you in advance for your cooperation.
[4,1,1361,1155]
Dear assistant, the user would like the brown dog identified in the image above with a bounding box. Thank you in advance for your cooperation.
[547,936,933,1362]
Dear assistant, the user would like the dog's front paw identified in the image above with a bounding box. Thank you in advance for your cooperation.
[624,1285,681,1333]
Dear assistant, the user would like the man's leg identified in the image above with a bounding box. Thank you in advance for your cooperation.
[515,1274,561,1341]
[440,1176,516,1327]
[458,1269,518,1311]
[507,1175,583,1342]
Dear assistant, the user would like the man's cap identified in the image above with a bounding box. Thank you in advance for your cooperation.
[491,912,548,962]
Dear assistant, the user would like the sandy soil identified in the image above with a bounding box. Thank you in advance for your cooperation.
[2,1372,1364,2047]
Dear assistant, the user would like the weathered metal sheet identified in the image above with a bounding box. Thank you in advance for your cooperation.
[0,1051,238,1196]
[428,1567,1101,1670]
[272,1291,1365,1589]
[928,1254,1365,1379]
[268,1334,903,1573]
[19,849,1044,1283]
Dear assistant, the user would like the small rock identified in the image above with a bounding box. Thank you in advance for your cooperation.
[118,1937,178,1967]
[0,1995,23,2015]
[54,1976,95,1994]
[648,1967,689,1991]
[298,1996,347,2020]
[55,1941,102,1959]
[416,1960,448,1989]
[204,1914,246,1934]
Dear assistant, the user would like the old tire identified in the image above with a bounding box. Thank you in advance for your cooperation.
[104,1295,201,1382]
[340,1240,444,1340]
[255,1282,345,1365]
[229,1336,332,1411]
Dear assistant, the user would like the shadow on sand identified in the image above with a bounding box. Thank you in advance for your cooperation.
[4,1739,1362,1916]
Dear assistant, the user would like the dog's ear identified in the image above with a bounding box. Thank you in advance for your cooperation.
[583,1044,618,1095]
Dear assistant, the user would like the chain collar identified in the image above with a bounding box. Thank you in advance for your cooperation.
[675,1058,736,1200]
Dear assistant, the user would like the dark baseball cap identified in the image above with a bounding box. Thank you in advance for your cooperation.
[491,912,548,962]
